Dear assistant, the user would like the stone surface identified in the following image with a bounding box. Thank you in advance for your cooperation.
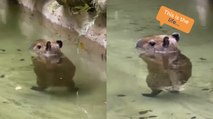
[17,0,106,48]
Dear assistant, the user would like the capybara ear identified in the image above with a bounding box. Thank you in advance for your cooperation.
[136,39,142,48]
[46,41,51,51]
[163,36,170,48]
[172,32,180,42]
[56,40,63,48]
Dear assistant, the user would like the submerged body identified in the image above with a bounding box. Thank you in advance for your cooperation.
[140,51,192,96]
[30,39,77,91]
[136,33,192,97]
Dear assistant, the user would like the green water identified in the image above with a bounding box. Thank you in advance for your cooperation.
[107,0,213,119]
[0,1,105,119]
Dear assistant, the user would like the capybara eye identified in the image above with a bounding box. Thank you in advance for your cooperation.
[37,45,41,49]
[149,41,156,46]
[46,41,51,51]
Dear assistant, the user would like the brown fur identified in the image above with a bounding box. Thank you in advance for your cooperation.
[137,35,178,53]
[30,39,77,92]
[136,33,192,97]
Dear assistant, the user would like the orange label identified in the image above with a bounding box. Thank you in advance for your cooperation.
[156,6,194,33]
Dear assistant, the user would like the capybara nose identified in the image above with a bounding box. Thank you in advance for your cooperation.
[149,42,156,46]
[46,41,51,51]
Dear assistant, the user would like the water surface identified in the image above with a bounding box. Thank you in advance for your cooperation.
[0,1,106,119]
[107,0,213,119]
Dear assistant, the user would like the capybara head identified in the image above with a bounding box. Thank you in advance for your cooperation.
[136,32,180,54]
[30,39,63,57]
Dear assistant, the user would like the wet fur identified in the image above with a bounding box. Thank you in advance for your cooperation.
[136,33,192,97]
[30,39,77,92]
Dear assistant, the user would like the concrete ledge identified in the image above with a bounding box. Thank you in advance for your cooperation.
[17,0,106,48]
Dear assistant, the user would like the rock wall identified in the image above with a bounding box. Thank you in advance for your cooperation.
[17,0,106,48]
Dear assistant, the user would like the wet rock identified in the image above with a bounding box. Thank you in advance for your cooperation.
[20,58,25,61]
[191,116,196,119]
[0,49,6,52]
[0,74,5,78]
[117,94,126,97]
[17,49,22,51]
[138,115,157,119]
[199,57,207,60]
[202,88,210,91]
[148,115,157,118]
[2,101,8,104]
[139,110,152,115]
